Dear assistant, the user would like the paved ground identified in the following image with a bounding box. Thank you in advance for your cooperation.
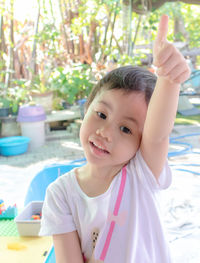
[0,124,200,263]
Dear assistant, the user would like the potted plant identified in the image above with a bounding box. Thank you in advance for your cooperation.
[8,81,28,115]
[0,96,21,137]
[0,97,11,117]
[50,64,95,106]
[29,71,54,114]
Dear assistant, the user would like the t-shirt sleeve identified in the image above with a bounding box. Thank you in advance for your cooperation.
[39,177,76,236]
[130,149,172,191]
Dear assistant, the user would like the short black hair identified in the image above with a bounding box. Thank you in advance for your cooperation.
[86,66,157,109]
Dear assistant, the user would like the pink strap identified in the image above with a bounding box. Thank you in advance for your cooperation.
[99,166,127,261]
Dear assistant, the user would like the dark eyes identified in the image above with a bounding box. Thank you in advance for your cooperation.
[97,112,106,119]
[96,111,132,135]
[120,126,131,134]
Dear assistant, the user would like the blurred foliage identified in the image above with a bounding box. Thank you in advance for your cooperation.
[49,64,95,104]
[0,0,200,109]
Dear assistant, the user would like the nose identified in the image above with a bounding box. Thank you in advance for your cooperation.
[96,123,113,142]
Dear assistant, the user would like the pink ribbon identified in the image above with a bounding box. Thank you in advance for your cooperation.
[107,210,127,226]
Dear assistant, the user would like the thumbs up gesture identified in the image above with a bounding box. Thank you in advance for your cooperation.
[153,15,190,84]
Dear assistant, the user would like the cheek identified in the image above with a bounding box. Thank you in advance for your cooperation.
[79,121,87,146]
[131,132,142,150]
[79,115,92,144]
[117,134,142,157]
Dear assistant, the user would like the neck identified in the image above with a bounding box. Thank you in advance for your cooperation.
[75,162,128,197]
[85,163,123,181]
[75,163,121,197]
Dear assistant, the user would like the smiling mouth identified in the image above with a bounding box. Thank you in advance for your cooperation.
[90,141,110,154]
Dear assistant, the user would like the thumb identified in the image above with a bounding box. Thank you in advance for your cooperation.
[155,14,169,47]
[154,15,169,48]
[153,15,169,65]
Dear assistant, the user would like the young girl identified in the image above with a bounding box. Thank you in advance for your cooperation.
[39,15,190,263]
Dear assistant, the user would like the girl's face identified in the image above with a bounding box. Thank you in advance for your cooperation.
[80,89,148,169]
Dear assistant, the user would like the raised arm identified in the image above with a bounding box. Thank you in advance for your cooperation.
[140,15,190,180]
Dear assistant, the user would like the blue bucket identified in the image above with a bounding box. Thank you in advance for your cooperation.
[0,136,30,156]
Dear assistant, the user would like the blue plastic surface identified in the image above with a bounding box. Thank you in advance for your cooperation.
[0,136,30,156]
[191,70,200,88]
[25,159,86,263]
[24,159,86,206]
[44,246,56,263]
[184,69,200,89]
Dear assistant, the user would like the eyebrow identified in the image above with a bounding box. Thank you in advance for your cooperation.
[98,100,112,110]
[98,100,138,124]
[124,116,138,124]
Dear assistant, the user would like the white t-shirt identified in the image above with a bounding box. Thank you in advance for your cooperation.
[40,150,172,263]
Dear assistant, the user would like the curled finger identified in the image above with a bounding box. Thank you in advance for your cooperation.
[173,68,191,84]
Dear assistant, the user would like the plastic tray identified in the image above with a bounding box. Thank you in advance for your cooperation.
[14,201,43,236]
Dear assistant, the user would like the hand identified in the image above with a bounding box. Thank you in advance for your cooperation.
[153,15,190,84]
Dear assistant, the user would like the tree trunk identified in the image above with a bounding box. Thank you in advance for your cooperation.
[0,13,6,84]
[109,0,119,49]
[84,20,98,64]
[5,0,14,90]
[131,15,142,55]
[122,0,132,54]
[30,0,40,83]
[79,34,85,63]
[103,15,110,47]
[174,9,189,42]
[98,13,110,62]
[113,35,123,54]
[49,0,56,24]
[58,0,70,53]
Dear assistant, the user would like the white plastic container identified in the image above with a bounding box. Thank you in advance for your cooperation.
[20,121,45,150]
[15,201,43,236]
[17,105,46,150]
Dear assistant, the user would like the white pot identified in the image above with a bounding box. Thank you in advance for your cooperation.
[20,121,45,150]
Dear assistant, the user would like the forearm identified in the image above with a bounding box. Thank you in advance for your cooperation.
[140,15,190,179]
[53,232,84,263]
[143,14,189,144]
[143,77,180,142]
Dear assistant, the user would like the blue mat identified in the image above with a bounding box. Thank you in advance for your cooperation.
[178,107,200,116]
[178,96,200,116]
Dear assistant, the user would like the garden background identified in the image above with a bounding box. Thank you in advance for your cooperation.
[0,1,200,263]
[0,0,200,118]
